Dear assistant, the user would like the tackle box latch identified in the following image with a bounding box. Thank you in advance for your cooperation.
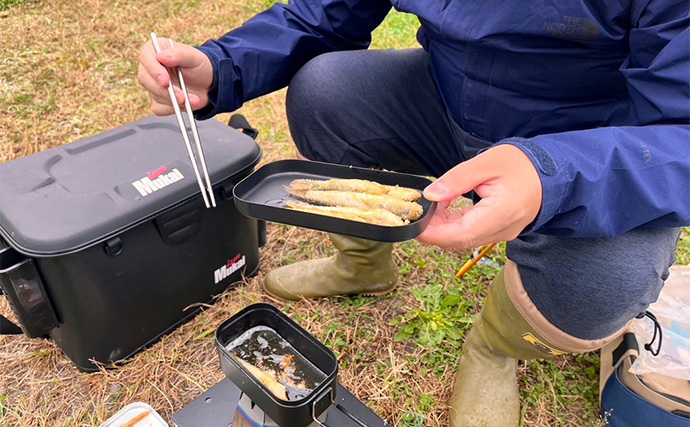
[154,202,202,245]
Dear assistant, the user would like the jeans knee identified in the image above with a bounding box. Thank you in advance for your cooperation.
[286,53,352,161]
[287,52,347,115]
[508,228,680,339]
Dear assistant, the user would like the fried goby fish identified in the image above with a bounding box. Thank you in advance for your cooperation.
[287,189,424,221]
[236,357,288,400]
[289,178,421,202]
[285,200,407,226]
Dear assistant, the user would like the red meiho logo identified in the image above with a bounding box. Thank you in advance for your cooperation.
[214,253,246,284]
[226,254,242,268]
[147,166,168,180]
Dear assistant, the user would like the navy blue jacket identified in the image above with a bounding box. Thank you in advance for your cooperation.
[197,0,690,238]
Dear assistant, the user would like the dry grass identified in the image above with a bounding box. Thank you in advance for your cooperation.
[1,1,607,426]
[0,226,602,427]
[0,227,456,426]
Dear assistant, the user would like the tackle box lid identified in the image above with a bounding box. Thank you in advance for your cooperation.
[0,115,261,257]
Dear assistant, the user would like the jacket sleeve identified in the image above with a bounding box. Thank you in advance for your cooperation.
[194,0,391,118]
[500,1,690,238]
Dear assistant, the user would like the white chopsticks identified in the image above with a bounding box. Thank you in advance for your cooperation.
[150,32,216,208]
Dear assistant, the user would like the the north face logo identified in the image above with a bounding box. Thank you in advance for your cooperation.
[543,16,600,41]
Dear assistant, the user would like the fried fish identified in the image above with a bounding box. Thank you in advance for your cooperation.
[288,178,421,202]
[385,185,421,202]
[287,189,424,221]
[236,357,288,400]
[285,200,408,226]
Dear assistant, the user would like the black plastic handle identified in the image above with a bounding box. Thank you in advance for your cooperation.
[228,114,259,140]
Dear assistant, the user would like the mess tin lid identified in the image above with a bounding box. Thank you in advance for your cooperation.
[0,115,262,257]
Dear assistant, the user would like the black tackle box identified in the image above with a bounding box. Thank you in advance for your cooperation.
[0,115,263,371]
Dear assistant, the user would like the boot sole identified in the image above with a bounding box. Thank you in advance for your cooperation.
[360,282,398,297]
[263,281,398,301]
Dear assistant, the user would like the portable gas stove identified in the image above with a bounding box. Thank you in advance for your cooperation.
[171,379,388,427]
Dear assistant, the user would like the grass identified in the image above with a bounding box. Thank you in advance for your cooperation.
[0,1,687,426]
[675,227,690,265]
[0,0,32,11]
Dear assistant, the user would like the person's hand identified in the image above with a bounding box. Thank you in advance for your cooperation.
[417,144,542,250]
[138,38,213,116]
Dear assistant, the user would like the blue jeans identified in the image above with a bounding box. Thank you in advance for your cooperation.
[285,48,680,340]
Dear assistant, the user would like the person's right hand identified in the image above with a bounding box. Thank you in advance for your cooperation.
[138,38,213,116]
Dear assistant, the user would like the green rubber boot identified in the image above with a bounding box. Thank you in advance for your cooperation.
[449,266,567,427]
[263,234,398,301]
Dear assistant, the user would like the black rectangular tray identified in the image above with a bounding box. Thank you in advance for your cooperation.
[216,303,338,427]
[232,160,436,242]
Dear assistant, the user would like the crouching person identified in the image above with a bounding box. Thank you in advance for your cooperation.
[137,0,690,424]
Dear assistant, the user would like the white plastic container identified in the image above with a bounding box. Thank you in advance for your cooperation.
[100,402,169,427]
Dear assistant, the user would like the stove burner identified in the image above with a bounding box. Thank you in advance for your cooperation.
[171,379,389,427]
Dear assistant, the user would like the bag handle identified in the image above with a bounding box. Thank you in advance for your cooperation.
[0,311,22,335]
[609,310,662,370]
[0,249,24,335]
[612,331,640,369]
[600,330,640,402]
[228,114,259,140]
[600,313,668,406]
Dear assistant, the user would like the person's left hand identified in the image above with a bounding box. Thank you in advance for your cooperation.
[416,144,542,251]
